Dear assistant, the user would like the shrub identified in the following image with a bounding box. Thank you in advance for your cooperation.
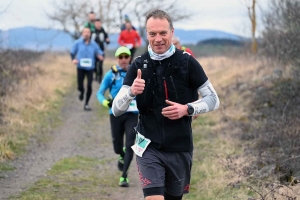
[261,0,300,70]
[0,49,43,124]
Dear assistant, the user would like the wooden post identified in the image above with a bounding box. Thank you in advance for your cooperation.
[248,0,258,53]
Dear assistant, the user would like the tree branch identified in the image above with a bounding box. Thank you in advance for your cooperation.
[0,0,13,15]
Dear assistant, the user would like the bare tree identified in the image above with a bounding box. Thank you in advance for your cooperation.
[240,0,258,53]
[47,0,133,37]
[47,0,193,42]
[0,0,13,15]
[98,0,114,33]
[248,0,258,53]
[116,0,133,28]
[261,0,300,69]
[46,0,89,40]
[241,0,258,53]
[97,0,111,33]
[100,0,133,33]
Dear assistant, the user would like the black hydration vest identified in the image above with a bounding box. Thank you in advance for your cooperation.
[134,49,199,152]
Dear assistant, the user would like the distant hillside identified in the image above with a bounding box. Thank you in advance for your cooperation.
[0,27,73,51]
[0,26,246,51]
[174,29,244,45]
[197,38,244,46]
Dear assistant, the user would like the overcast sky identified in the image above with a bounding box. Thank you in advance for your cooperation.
[0,0,270,37]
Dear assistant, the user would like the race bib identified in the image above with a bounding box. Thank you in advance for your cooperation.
[131,128,151,157]
[125,43,133,49]
[127,100,138,112]
[80,58,92,67]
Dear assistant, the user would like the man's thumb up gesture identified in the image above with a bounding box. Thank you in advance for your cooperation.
[130,69,145,96]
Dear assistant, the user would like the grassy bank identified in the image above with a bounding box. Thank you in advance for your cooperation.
[7,57,140,200]
[9,55,262,200]
[4,55,259,199]
[184,55,275,199]
[184,55,300,199]
[4,53,299,199]
[0,54,76,163]
[10,156,117,200]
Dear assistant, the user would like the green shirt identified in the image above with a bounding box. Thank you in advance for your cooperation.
[84,22,95,33]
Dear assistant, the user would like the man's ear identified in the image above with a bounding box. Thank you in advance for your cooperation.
[171,28,174,37]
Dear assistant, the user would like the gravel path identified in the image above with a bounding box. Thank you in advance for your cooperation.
[0,82,143,200]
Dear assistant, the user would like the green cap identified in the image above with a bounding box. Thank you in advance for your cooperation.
[115,46,131,57]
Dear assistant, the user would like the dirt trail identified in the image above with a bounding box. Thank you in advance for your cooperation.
[0,82,143,200]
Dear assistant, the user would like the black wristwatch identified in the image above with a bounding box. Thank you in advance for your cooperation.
[187,103,194,116]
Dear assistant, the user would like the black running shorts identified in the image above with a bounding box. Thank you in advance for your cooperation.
[136,145,192,197]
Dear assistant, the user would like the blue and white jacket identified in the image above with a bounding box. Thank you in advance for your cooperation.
[70,37,103,70]
[96,65,138,115]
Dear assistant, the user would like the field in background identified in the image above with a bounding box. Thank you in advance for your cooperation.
[0,54,75,162]
[1,48,299,199]
[184,54,300,199]
[182,55,265,199]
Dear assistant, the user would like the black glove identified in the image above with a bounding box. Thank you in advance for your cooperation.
[107,98,113,108]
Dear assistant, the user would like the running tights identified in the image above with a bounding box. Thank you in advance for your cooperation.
[77,68,93,105]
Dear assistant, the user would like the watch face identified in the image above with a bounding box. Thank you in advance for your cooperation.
[188,105,194,115]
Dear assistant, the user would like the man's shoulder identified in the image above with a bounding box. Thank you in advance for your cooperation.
[84,22,90,27]
[174,48,190,58]
[172,49,193,67]
[86,22,95,27]
[133,29,139,34]
[119,30,126,36]
[104,69,113,76]
[133,52,149,65]
[101,27,107,32]
[185,47,194,54]
[74,38,83,45]
[90,40,99,47]
[103,70,114,82]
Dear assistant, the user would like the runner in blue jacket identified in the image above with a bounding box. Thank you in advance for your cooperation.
[70,27,103,111]
[96,46,138,187]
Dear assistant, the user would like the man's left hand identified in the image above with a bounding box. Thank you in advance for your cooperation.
[162,100,188,120]
[98,55,104,61]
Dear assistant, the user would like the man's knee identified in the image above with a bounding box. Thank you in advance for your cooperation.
[144,187,164,200]
[145,195,164,200]
[113,143,123,154]
[114,148,123,155]
[77,86,84,92]
[86,83,92,92]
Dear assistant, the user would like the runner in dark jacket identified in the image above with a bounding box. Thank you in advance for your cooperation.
[91,19,110,83]
[112,9,220,200]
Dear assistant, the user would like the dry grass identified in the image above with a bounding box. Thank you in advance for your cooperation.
[197,55,272,131]
[1,52,298,198]
[0,54,75,161]
[183,54,295,199]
